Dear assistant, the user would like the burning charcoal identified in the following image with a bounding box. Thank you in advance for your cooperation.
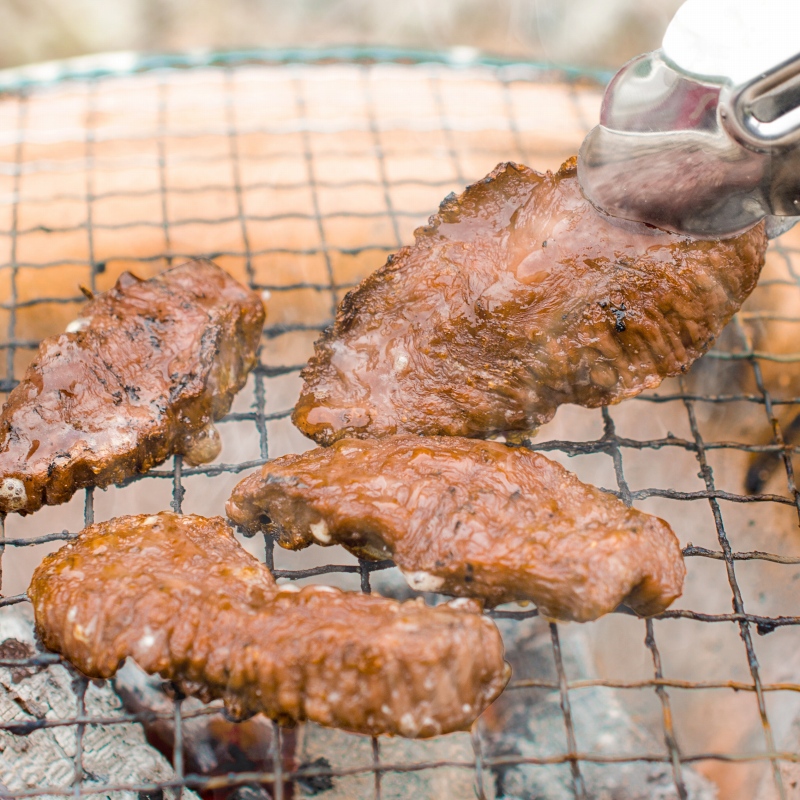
[294,724,488,799]
[114,662,278,776]
[295,757,334,795]
[0,606,196,800]
[484,616,717,800]
[369,568,716,799]
[114,661,287,800]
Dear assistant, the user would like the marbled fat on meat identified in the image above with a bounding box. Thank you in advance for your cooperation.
[0,259,265,514]
[29,513,509,738]
[294,158,767,444]
[227,436,685,622]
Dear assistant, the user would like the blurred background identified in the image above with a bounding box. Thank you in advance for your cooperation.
[1,0,683,72]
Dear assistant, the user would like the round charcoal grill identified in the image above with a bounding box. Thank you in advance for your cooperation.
[1,50,800,800]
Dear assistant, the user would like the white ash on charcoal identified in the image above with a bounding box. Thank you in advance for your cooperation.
[370,569,717,800]
[0,607,196,800]
[485,615,717,800]
[293,722,486,800]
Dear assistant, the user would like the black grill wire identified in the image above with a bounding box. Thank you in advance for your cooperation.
[0,57,798,800]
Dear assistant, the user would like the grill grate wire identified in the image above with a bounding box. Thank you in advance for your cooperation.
[0,51,799,799]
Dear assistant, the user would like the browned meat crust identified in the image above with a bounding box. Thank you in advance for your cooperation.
[227,436,685,622]
[0,259,265,514]
[29,512,509,738]
[293,158,767,445]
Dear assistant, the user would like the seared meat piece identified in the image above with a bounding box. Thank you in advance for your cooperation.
[0,260,264,514]
[293,158,767,445]
[29,513,509,738]
[227,436,685,622]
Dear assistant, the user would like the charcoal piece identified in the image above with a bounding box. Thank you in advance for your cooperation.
[483,615,718,800]
[293,722,489,799]
[114,661,278,779]
[0,606,196,800]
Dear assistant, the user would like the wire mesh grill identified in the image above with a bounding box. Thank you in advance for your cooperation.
[1,51,800,800]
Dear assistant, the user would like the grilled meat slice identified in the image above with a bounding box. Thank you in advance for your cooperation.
[0,259,264,514]
[227,436,685,622]
[293,158,767,445]
[29,512,509,738]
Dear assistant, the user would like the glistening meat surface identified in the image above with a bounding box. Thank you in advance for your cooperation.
[294,158,767,445]
[227,436,685,622]
[29,513,509,738]
[0,259,264,514]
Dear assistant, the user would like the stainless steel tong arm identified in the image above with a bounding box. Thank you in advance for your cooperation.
[578,0,800,238]
[722,52,800,150]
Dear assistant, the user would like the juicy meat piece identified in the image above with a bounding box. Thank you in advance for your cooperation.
[227,436,685,622]
[0,259,265,514]
[29,512,509,738]
[293,158,767,445]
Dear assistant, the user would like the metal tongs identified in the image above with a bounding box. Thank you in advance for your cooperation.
[579,42,800,239]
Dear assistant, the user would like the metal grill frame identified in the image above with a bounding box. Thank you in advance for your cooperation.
[0,48,799,800]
